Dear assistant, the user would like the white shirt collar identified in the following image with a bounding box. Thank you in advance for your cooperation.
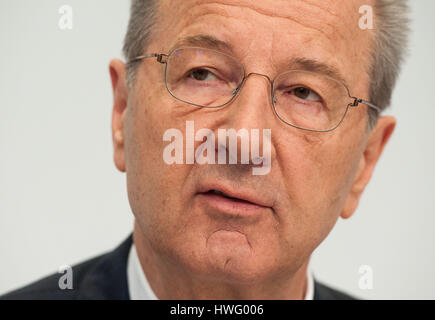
[127,243,158,300]
[127,242,314,300]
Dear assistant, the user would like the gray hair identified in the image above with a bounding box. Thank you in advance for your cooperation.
[123,0,410,128]
[123,0,157,88]
[368,0,410,128]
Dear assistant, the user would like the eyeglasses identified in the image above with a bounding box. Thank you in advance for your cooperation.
[129,47,381,132]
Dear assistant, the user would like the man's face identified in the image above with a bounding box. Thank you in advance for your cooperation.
[114,0,382,283]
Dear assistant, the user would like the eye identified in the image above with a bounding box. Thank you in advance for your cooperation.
[188,68,217,81]
[290,87,321,101]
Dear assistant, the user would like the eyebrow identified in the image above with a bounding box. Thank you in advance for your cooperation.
[288,57,348,87]
[168,34,234,54]
[167,34,348,87]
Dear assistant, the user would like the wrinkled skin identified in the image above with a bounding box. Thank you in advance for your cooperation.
[109,0,395,299]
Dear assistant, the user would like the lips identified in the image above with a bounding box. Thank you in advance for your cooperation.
[203,189,262,206]
[208,189,244,201]
[197,182,273,216]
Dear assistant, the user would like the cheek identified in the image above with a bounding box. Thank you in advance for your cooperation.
[124,89,193,246]
[274,131,363,248]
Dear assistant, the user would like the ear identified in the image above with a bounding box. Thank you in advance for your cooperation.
[109,59,128,173]
[341,116,396,219]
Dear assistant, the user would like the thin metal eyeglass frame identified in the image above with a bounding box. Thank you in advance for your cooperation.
[129,47,382,132]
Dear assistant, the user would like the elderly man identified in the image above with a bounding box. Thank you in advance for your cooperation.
[2,0,409,300]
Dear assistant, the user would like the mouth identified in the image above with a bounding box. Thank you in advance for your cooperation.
[197,185,272,217]
[208,189,244,201]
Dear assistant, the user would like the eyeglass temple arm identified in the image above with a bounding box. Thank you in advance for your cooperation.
[351,98,382,113]
[128,53,168,64]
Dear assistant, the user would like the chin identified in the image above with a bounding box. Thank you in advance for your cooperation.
[167,230,290,284]
[207,259,278,285]
[180,248,281,285]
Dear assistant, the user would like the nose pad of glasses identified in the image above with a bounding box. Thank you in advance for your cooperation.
[231,82,244,95]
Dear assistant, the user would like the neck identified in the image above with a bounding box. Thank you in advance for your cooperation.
[133,221,310,299]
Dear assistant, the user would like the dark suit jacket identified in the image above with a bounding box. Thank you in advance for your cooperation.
[0,235,356,300]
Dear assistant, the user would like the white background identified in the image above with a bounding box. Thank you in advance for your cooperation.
[1,0,434,299]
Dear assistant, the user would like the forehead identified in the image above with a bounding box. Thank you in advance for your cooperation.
[154,0,373,91]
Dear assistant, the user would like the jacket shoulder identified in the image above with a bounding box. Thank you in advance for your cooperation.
[0,255,101,300]
[0,235,133,300]
[314,281,359,300]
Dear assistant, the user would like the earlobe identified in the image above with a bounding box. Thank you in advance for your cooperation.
[340,116,396,219]
[109,59,128,173]
[114,129,124,144]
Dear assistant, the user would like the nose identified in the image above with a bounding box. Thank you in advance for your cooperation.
[244,72,273,86]
[233,72,273,96]
[217,71,276,167]
[229,71,275,128]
